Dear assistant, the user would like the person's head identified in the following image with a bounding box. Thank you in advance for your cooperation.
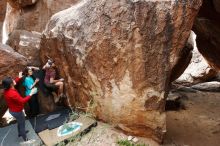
[23,67,33,76]
[2,77,16,90]
[48,59,55,68]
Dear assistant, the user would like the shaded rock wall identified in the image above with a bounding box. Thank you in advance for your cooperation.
[170,31,194,82]
[193,0,220,70]
[0,89,7,120]
[213,0,220,13]
[40,0,202,142]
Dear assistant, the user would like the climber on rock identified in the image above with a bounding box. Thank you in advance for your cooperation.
[43,59,65,103]
[2,74,37,141]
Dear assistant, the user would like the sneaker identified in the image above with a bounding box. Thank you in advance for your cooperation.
[61,94,67,98]
[18,130,29,137]
[58,94,66,100]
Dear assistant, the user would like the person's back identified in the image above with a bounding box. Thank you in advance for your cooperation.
[4,88,27,112]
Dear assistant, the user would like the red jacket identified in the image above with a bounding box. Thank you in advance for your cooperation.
[3,77,31,112]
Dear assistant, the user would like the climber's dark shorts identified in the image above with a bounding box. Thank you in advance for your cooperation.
[44,83,58,91]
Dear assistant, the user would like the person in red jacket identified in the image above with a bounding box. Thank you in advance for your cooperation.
[2,76,37,141]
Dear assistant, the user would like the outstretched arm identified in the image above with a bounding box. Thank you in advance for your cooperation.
[42,63,50,70]
[14,71,23,84]
[28,66,40,70]
[31,78,39,89]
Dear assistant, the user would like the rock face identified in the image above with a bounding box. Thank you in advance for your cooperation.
[6,30,41,66]
[7,0,38,9]
[191,81,220,92]
[0,43,27,81]
[40,0,202,141]
[193,0,220,70]
[175,32,217,85]
[169,31,194,82]
[0,0,7,42]
[0,43,27,118]
[4,0,80,39]
[4,0,80,66]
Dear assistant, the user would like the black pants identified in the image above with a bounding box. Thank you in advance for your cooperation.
[9,111,26,140]
[28,94,39,117]
[44,83,58,92]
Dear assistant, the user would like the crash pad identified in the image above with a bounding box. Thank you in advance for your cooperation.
[29,108,71,133]
[0,120,42,146]
[38,116,97,146]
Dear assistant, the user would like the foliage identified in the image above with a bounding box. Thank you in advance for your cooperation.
[56,134,81,146]
[117,139,148,146]
[56,141,65,146]
[69,111,80,121]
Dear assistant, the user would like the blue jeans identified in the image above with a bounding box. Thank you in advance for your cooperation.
[9,111,26,140]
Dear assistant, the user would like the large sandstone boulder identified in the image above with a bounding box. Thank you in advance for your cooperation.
[4,0,80,40]
[0,43,27,81]
[193,0,220,70]
[6,30,41,66]
[0,0,7,42]
[40,0,202,142]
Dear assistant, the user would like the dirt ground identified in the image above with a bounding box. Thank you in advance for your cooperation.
[72,90,220,146]
[67,122,159,146]
[164,91,220,146]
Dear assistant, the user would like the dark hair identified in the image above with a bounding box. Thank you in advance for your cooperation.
[2,77,13,90]
[22,67,35,80]
[23,67,31,77]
